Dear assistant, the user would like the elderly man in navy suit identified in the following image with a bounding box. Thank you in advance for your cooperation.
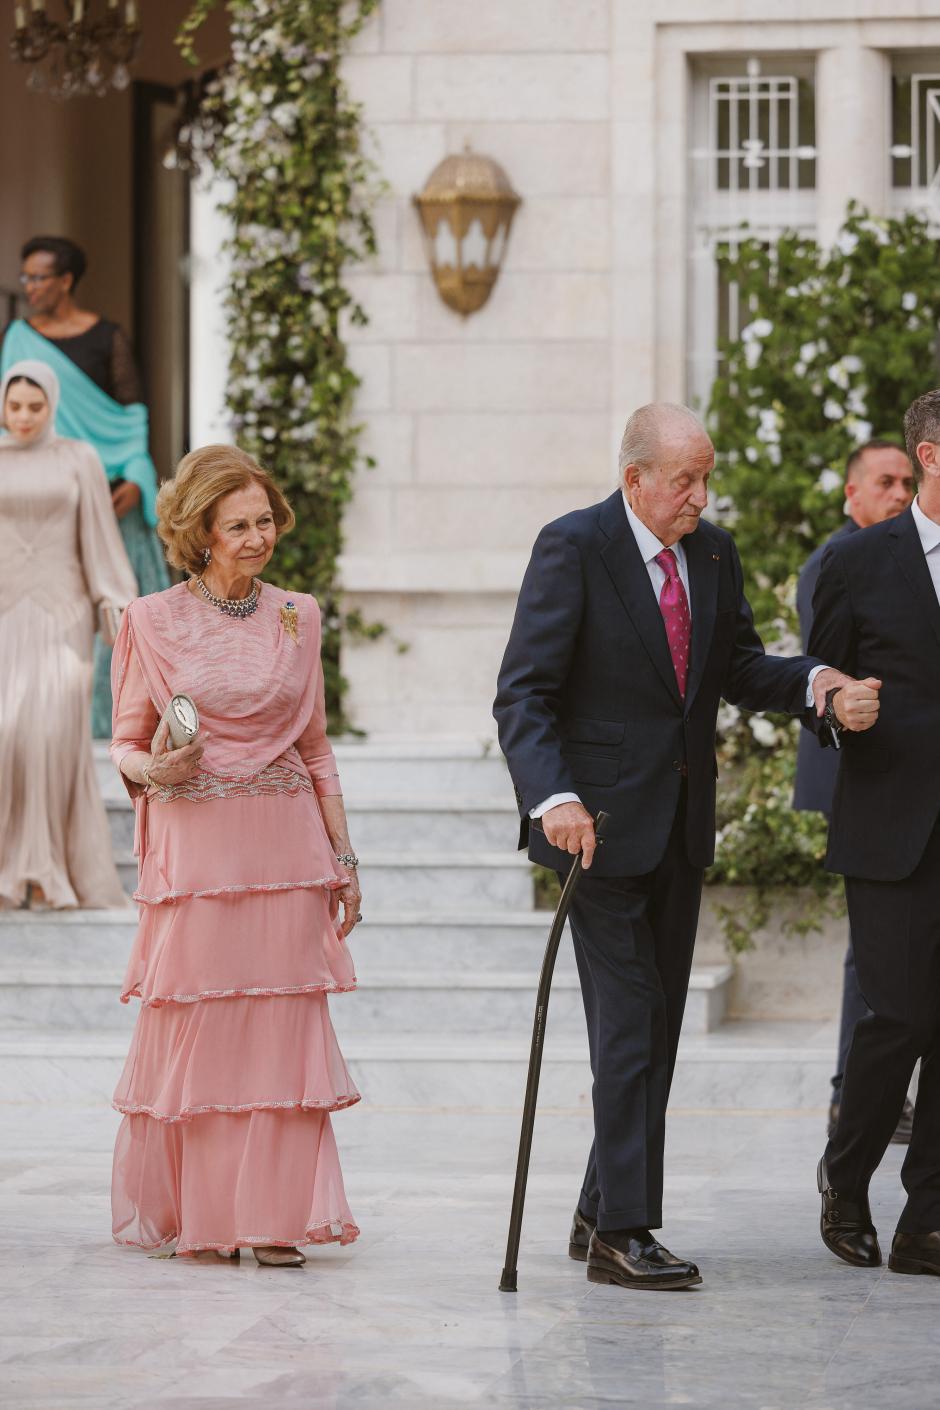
[794,440,915,1143]
[494,403,876,1291]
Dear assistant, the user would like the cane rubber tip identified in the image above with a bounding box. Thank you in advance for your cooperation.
[499,1270,518,1292]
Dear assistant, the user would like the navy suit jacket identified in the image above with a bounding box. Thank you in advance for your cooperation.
[494,492,819,876]
[808,507,940,881]
[792,519,859,816]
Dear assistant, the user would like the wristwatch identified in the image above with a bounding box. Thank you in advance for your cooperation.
[824,687,844,749]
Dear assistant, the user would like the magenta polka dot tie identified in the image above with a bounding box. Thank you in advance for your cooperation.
[654,548,691,698]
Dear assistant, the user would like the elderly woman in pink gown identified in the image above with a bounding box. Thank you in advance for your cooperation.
[110,443,362,1266]
[0,359,135,909]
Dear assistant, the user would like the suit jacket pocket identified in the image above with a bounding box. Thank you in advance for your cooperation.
[565,717,626,746]
[845,745,891,773]
[565,753,619,786]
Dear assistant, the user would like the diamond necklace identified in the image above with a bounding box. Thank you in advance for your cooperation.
[194,576,260,619]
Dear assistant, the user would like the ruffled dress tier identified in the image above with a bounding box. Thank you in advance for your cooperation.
[109,583,360,1255]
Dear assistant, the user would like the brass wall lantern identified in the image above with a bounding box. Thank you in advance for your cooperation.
[413,148,521,317]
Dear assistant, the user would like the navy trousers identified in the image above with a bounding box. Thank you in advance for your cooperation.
[832,937,869,1095]
[827,820,940,1232]
[564,788,703,1232]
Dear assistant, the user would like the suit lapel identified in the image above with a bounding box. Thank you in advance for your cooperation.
[597,493,682,706]
[683,526,720,709]
[887,509,940,654]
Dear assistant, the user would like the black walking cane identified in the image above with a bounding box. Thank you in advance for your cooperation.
[499,810,610,1292]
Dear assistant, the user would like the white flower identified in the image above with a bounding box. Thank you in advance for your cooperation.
[857,218,890,246]
[827,361,849,390]
[793,361,806,377]
[902,292,918,311]
[847,418,873,445]
[846,387,868,416]
[799,341,818,363]
[717,703,741,733]
[766,443,782,466]
[836,231,859,255]
[823,398,844,420]
[817,468,843,495]
[749,716,777,747]
[744,340,762,370]
[745,446,759,464]
[842,355,863,373]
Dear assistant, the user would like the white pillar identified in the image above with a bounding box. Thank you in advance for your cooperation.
[189,178,234,446]
[816,46,891,248]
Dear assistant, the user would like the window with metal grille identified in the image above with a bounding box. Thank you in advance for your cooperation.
[688,55,817,409]
[890,60,940,214]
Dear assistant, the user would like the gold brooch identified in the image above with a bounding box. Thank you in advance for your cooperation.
[280,601,299,642]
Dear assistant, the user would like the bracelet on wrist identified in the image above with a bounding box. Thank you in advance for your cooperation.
[336,852,359,869]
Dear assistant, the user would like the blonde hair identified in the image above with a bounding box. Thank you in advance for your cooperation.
[156,444,295,574]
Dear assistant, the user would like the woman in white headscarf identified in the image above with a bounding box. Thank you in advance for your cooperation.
[0,359,137,908]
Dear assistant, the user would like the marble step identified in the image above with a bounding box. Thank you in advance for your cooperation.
[106,795,520,856]
[0,965,734,1038]
[0,908,738,984]
[95,738,513,804]
[0,908,565,971]
[0,1022,833,1110]
[112,850,535,911]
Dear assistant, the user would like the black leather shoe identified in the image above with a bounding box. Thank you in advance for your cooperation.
[817,1156,881,1268]
[568,1209,595,1262]
[586,1229,702,1290]
[890,1099,915,1146]
[888,1230,940,1276]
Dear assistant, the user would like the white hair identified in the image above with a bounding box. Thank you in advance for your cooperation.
[618,402,709,478]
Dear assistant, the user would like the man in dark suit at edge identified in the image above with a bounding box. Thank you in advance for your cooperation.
[811,390,940,1276]
[793,440,915,1142]
[493,402,876,1291]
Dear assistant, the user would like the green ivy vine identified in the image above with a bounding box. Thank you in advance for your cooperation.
[177,0,382,728]
[705,204,940,949]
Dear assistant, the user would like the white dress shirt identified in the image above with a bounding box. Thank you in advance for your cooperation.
[530,492,824,820]
[910,496,940,603]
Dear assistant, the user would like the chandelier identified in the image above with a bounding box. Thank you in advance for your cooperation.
[11,0,141,100]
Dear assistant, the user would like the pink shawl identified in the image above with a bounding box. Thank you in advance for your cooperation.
[113,582,322,779]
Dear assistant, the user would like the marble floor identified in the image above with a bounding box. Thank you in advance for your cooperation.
[0,1100,935,1410]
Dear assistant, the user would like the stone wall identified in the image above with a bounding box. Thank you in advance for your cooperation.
[339,0,940,740]
[339,1,615,736]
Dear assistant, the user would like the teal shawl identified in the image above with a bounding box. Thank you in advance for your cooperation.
[1,319,159,527]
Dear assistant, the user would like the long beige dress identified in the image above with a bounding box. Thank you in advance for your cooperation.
[0,425,137,908]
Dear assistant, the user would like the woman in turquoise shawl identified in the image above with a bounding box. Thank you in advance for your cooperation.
[2,235,169,736]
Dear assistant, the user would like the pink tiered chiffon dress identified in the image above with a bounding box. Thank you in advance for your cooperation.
[109,583,359,1255]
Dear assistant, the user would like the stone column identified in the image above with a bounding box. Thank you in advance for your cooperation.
[816,45,891,248]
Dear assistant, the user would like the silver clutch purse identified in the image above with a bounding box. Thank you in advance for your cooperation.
[153,693,200,752]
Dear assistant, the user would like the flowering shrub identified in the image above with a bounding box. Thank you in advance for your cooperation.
[706,205,940,948]
[178,0,381,727]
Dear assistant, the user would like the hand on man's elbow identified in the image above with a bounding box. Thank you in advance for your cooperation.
[833,678,882,732]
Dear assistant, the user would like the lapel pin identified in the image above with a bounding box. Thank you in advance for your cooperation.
[711,554,720,562]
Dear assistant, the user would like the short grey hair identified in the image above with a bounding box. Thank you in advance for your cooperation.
[618,402,709,478]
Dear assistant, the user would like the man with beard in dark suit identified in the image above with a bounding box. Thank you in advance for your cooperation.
[811,390,940,1275]
[494,402,873,1291]
[793,440,915,1141]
